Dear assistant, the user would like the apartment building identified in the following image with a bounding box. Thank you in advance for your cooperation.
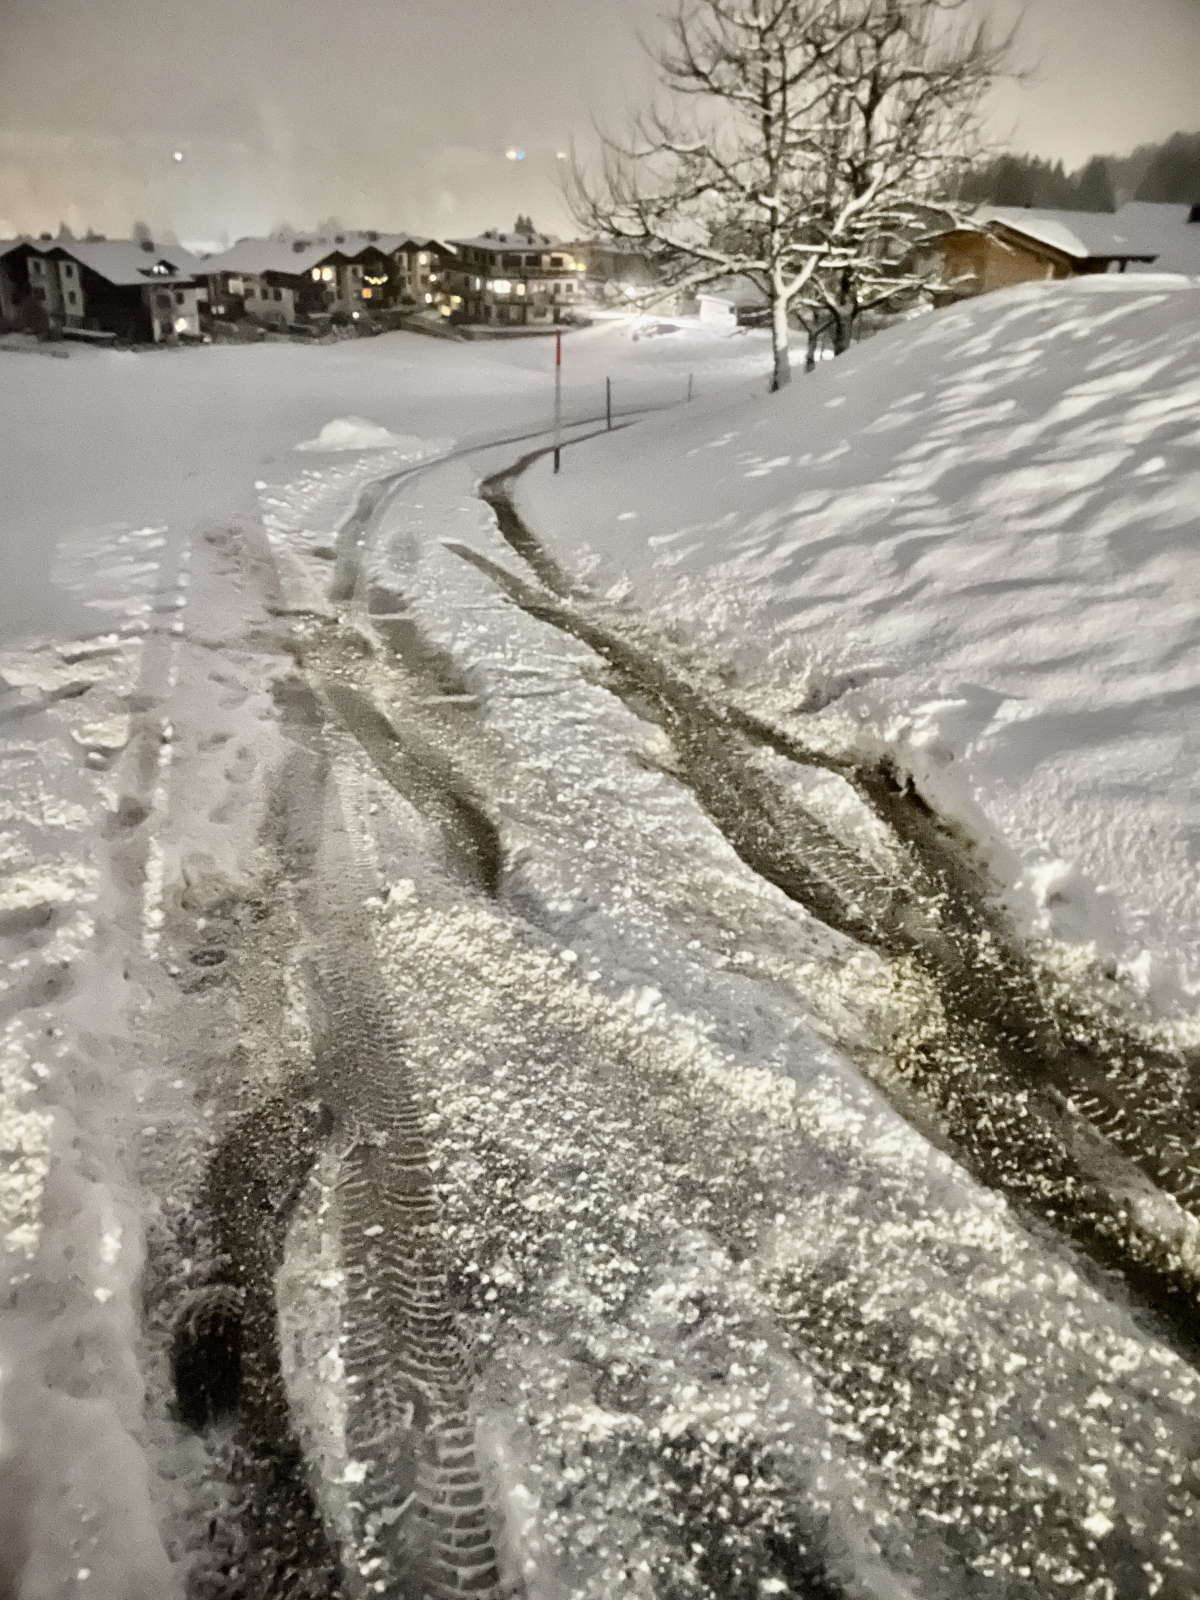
[442,229,585,326]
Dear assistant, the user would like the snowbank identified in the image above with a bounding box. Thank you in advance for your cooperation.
[518,277,1200,1007]
[296,415,423,452]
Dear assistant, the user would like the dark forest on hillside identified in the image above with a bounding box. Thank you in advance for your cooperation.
[960,130,1200,210]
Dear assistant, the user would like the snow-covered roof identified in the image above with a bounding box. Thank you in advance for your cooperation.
[698,274,768,308]
[203,237,362,275]
[975,207,1159,262]
[451,232,563,254]
[202,232,447,275]
[1113,202,1200,276]
[22,238,204,285]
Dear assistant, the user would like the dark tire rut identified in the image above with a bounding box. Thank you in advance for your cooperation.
[441,468,1200,1364]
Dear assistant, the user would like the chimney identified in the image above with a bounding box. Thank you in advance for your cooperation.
[1189,203,1200,225]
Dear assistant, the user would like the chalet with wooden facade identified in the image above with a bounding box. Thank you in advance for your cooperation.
[923,208,1160,303]
[1,237,205,341]
[442,230,585,326]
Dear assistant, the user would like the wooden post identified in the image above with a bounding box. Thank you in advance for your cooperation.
[687,372,694,402]
[606,375,612,431]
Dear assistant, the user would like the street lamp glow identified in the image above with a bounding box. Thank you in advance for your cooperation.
[172,150,184,162]
[505,148,525,161]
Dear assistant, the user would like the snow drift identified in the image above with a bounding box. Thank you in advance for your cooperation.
[295,415,426,453]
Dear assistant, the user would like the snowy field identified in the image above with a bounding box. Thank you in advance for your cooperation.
[4,298,1200,1600]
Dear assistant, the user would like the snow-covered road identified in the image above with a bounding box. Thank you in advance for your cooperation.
[4,303,1200,1599]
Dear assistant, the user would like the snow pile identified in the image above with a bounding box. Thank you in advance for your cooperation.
[518,277,1200,1008]
[295,415,427,453]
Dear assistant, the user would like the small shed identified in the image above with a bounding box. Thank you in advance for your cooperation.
[925,208,1159,302]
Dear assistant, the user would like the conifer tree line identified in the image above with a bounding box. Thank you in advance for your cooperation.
[960,131,1200,213]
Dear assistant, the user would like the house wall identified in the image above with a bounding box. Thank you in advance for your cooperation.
[334,260,364,311]
[56,257,87,325]
[143,283,203,340]
[27,253,65,322]
[79,272,154,342]
[0,248,33,325]
[385,246,443,305]
[243,276,298,325]
[935,231,1070,299]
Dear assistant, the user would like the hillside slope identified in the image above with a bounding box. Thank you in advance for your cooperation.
[519,277,1200,1011]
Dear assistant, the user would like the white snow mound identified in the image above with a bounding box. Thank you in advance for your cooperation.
[296,416,422,453]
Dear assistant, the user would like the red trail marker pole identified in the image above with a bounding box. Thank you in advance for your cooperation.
[553,330,563,473]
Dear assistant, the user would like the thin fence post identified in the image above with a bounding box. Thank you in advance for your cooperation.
[554,330,562,473]
[606,375,612,431]
[687,372,694,402]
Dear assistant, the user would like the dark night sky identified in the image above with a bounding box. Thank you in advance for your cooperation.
[1,0,1198,246]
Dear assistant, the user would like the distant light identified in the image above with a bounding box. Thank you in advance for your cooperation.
[425,292,433,303]
[172,151,184,162]
[505,148,525,161]
[173,316,189,332]
[556,152,568,160]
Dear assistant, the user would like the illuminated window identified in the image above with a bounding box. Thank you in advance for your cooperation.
[362,287,372,299]
[516,282,525,295]
[321,266,335,282]
[425,292,433,303]
[311,267,321,281]
[418,253,428,265]
[493,279,511,295]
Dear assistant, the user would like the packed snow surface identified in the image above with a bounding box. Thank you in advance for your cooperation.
[7,298,1200,1597]
[519,277,1200,1011]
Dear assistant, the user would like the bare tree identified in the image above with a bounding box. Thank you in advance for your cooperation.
[571,0,1011,389]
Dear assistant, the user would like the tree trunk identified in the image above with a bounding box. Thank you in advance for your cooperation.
[805,325,819,372]
[769,272,791,391]
[831,307,853,356]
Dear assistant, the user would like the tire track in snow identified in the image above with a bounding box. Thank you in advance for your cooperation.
[265,428,1200,1597]
[270,675,506,1600]
[441,465,1200,1363]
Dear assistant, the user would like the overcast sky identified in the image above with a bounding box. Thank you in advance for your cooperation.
[1,0,1198,246]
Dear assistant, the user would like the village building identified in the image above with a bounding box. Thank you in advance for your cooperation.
[442,229,585,326]
[368,234,453,306]
[1,237,205,341]
[202,236,368,327]
[923,207,1159,302]
[201,232,453,327]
